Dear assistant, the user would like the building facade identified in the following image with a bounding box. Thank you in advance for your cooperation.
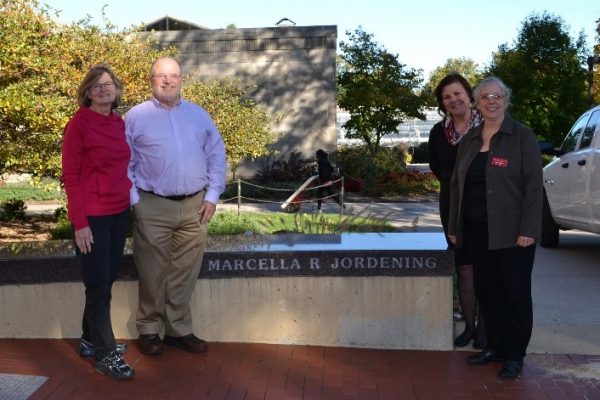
[144,19,338,177]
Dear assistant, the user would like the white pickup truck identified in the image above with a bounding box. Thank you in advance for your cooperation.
[541,104,600,247]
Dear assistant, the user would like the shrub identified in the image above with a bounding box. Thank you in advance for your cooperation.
[343,176,363,192]
[207,212,262,235]
[372,144,410,173]
[1,198,27,220]
[255,151,316,183]
[54,206,67,219]
[410,142,429,164]
[374,171,439,197]
[257,210,394,234]
[49,218,72,240]
[336,144,410,195]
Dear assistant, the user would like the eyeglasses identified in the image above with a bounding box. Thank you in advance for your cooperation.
[153,73,182,80]
[91,82,114,91]
[479,93,505,101]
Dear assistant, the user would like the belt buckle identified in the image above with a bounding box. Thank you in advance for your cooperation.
[138,188,203,201]
[166,191,199,201]
[165,194,185,201]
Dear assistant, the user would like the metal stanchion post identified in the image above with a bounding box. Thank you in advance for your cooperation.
[237,179,241,215]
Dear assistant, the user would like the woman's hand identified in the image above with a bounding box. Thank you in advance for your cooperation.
[516,236,535,247]
[448,234,457,245]
[75,227,94,254]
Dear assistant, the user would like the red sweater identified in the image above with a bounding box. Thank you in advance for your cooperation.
[61,106,132,230]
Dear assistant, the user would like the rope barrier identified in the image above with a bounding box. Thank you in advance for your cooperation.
[237,196,284,204]
[226,178,344,191]
[233,180,294,192]
[222,178,346,214]
[219,196,239,203]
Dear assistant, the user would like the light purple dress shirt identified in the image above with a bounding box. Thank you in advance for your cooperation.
[125,97,227,206]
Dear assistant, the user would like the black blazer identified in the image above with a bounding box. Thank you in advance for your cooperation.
[448,115,543,250]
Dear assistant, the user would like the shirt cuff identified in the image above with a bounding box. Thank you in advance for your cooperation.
[204,189,219,205]
[130,187,140,206]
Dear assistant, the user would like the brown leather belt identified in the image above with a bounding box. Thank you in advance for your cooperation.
[138,188,204,201]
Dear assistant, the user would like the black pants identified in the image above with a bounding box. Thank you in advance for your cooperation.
[77,209,130,360]
[317,185,341,209]
[465,219,536,361]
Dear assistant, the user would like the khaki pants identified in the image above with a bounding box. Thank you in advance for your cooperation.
[133,190,207,337]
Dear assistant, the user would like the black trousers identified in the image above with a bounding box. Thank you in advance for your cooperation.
[317,185,341,209]
[77,209,130,360]
[439,185,471,265]
[465,219,536,361]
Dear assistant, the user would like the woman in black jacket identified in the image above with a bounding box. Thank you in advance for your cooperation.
[428,73,485,349]
[448,76,543,379]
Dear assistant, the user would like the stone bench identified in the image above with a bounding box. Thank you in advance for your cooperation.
[0,232,453,350]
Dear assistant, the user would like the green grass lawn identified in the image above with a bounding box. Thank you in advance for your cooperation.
[208,211,395,235]
[48,210,395,240]
[0,181,64,202]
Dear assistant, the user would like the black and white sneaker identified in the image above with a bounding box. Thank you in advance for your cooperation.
[95,351,135,380]
[80,338,127,358]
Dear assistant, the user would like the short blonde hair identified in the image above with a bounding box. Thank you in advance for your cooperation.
[76,63,123,109]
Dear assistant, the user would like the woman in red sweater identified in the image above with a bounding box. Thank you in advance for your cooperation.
[62,64,134,380]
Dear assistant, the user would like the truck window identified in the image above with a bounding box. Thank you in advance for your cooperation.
[560,113,589,153]
[579,110,600,149]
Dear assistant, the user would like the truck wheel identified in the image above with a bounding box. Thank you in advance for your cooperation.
[540,192,559,248]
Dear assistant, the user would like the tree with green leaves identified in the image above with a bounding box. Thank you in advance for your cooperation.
[422,57,482,106]
[183,79,275,177]
[0,0,169,179]
[337,27,425,154]
[0,0,276,180]
[486,12,587,145]
[591,16,600,106]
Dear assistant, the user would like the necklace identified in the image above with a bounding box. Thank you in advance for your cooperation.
[444,109,484,145]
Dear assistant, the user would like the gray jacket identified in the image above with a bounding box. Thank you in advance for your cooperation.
[448,115,543,250]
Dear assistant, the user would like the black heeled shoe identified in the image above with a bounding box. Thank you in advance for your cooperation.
[466,349,505,365]
[498,359,523,379]
[454,330,475,347]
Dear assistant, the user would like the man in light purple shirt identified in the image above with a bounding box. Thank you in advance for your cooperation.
[125,57,227,356]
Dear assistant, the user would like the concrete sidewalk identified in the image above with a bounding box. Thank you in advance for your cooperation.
[24,199,444,232]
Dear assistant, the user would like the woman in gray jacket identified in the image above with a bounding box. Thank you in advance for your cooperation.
[448,76,543,380]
